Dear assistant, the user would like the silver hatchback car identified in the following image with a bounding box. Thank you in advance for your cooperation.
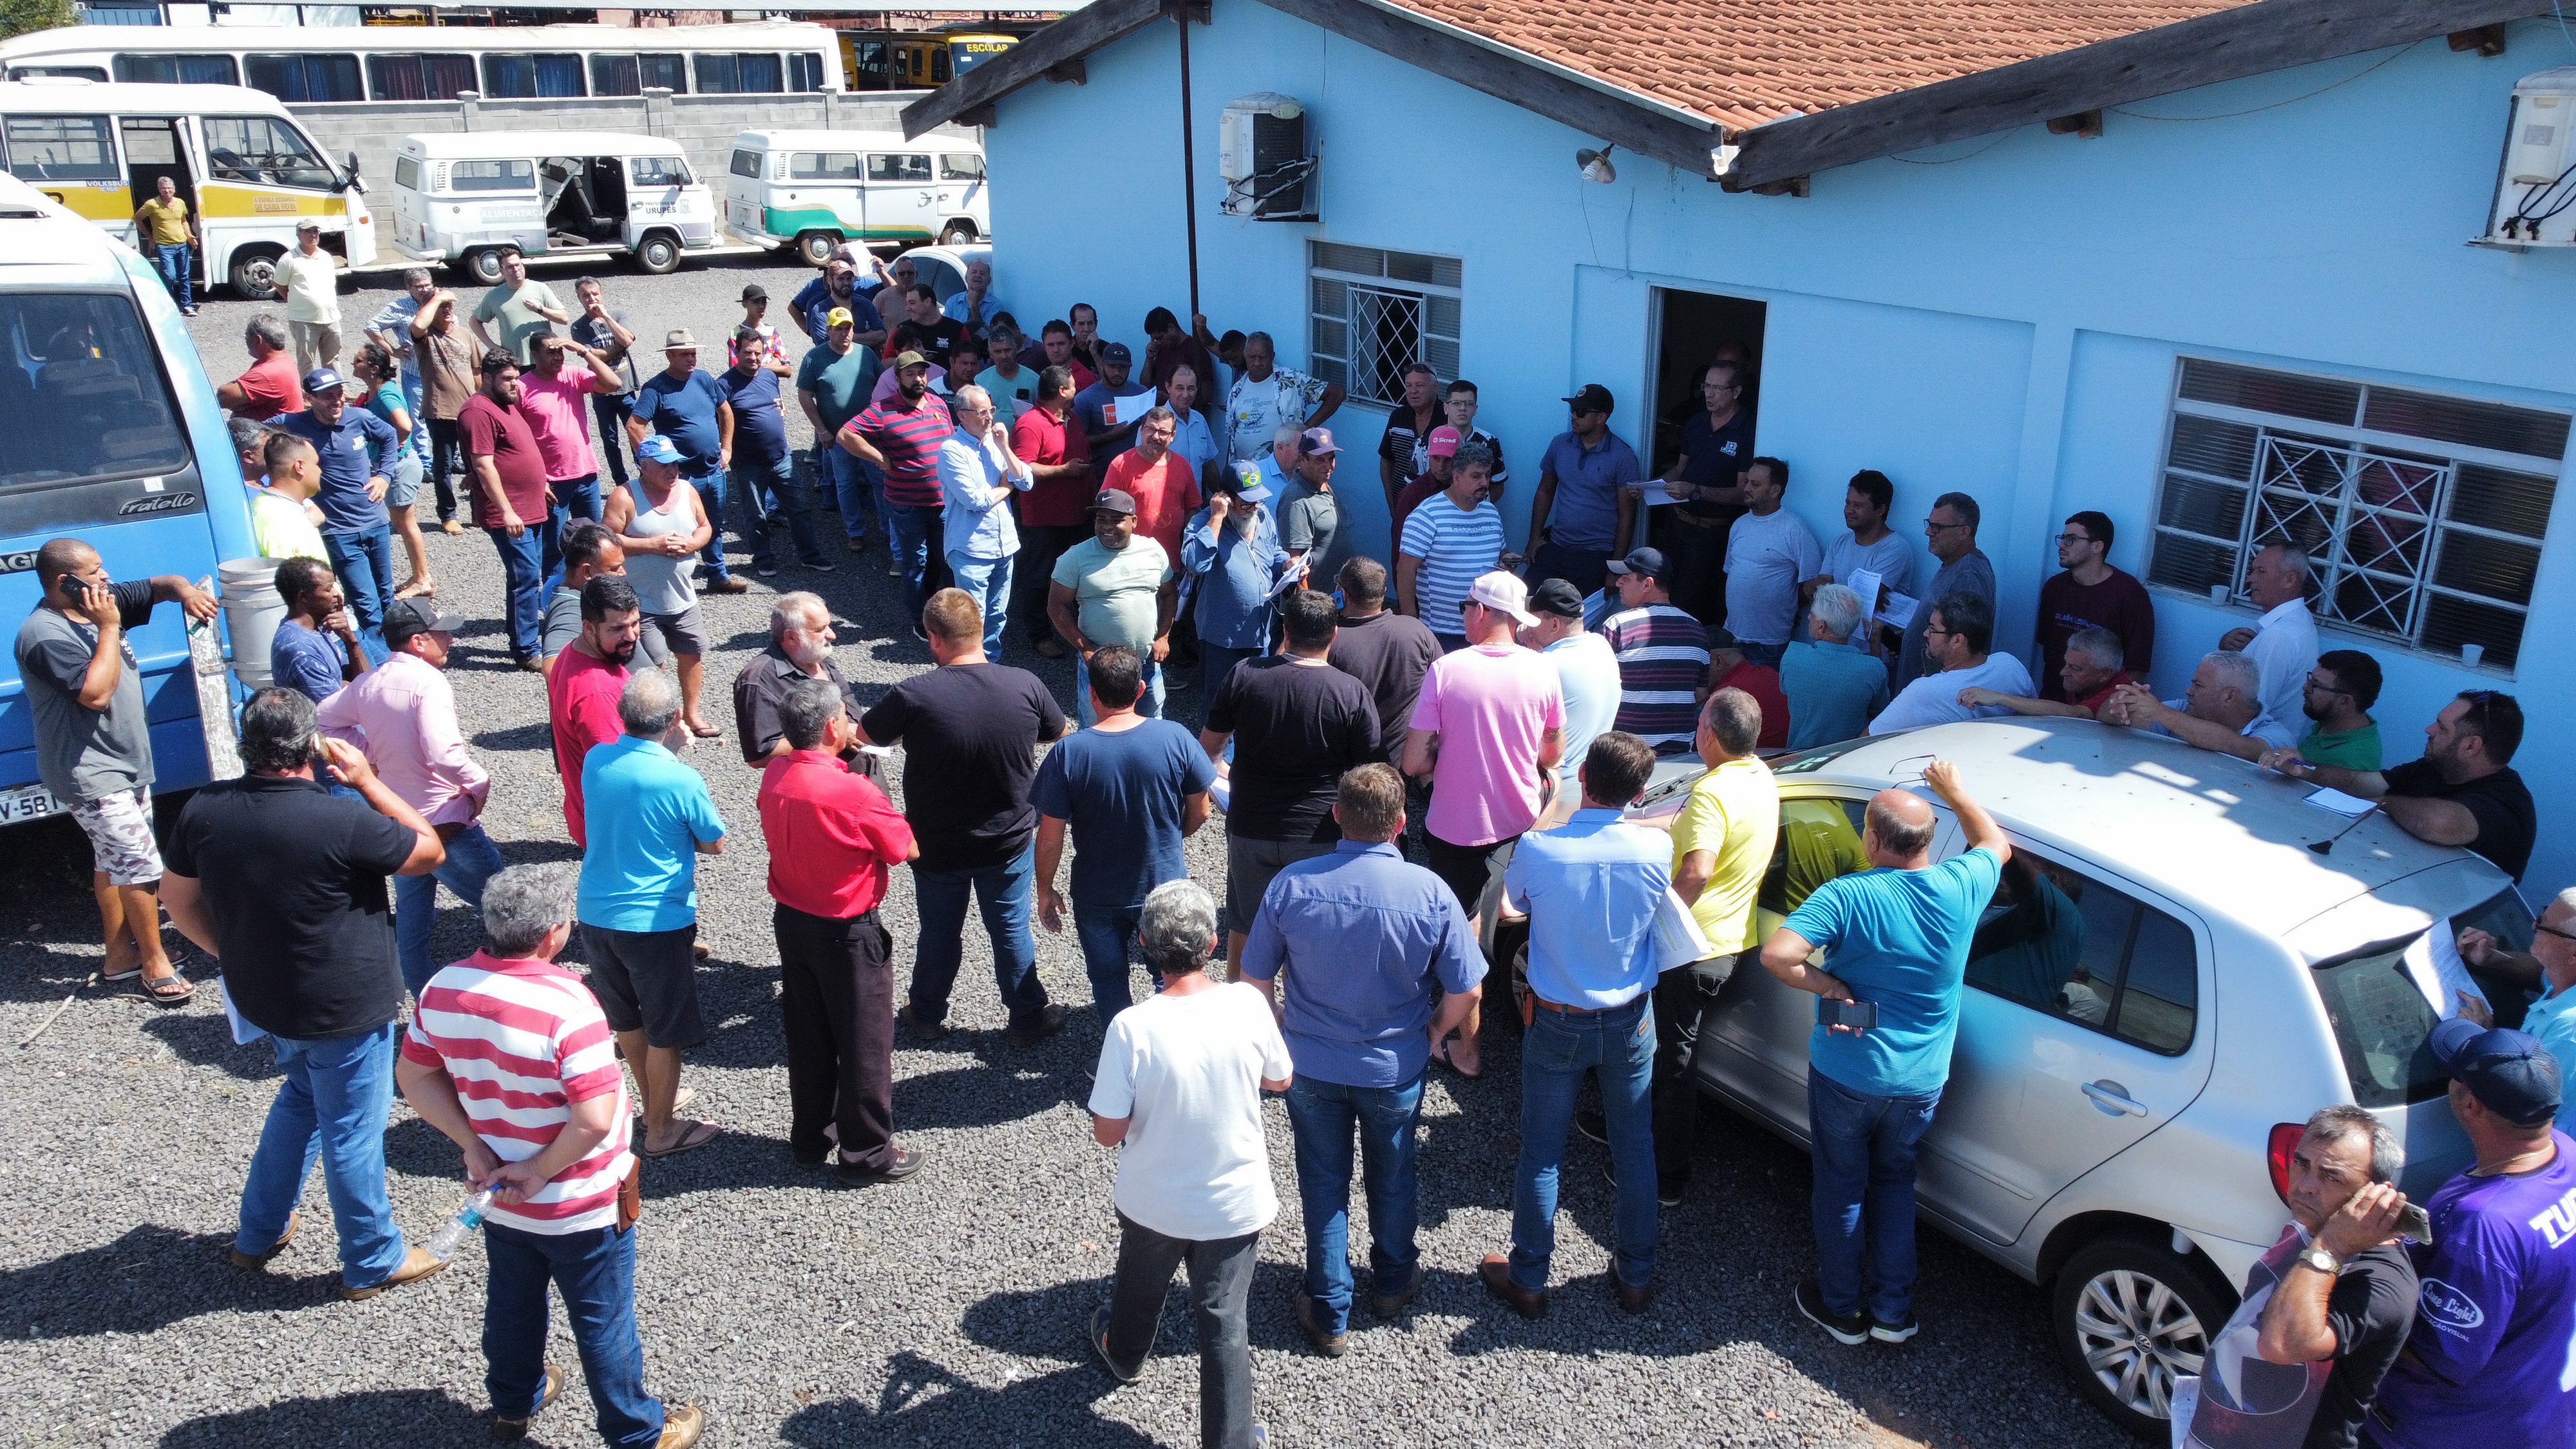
[1618,717,2526,1439]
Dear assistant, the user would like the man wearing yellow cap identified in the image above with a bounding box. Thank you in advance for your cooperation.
[798,307,884,558]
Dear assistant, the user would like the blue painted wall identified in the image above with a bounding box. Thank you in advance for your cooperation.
[981,10,2576,891]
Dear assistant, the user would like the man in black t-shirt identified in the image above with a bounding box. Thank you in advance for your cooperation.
[2260,689,2535,882]
[158,688,446,1300]
[858,588,1069,1047]
[891,283,967,368]
[1200,589,1380,969]
[1327,556,1441,769]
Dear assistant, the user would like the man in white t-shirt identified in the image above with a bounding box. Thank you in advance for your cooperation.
[276,220,343,375]
[1087,879,1292,1446]
[1869,592,2034,733]
[1720,456,1823,666]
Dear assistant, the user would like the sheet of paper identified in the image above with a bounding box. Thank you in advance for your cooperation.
[1209,775,1231,814]
[1265,564,1307,602]
[2303,786,2375,817]
[1877,591,1918,630]
[1633,486,1689,507]
[1842,567,1884,643]
[220,976,268,1046]
[1651,887,1718,974]
[1103,392,1155,426]
[2403,922,2491,1019]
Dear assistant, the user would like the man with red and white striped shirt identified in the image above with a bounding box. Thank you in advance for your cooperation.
[839,349,954,629]
[397,863,704,1448]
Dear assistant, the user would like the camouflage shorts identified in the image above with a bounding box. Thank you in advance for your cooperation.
[71,786,162,886]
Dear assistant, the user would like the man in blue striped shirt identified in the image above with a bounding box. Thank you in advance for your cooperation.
[1396,443,1508,651]
[1599,547,1712,755]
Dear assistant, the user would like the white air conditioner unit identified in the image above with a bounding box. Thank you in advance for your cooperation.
[1218,92,1316,222]
[2480,68,2576,247]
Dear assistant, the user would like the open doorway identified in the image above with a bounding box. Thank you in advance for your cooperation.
[1645,286,1768,626]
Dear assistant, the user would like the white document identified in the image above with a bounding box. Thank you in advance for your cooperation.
[2403,922,2490,1019]
[2303,787,2375,817]
[1633,485,1689,507]
[219,976,268,1047]
[1265,563,1307,603]
[1878,591,1918,630]
[1209,775,1231,814]
[1103,392,1155,426]
[1842,567,1884,642]
[1651,888,1718,974]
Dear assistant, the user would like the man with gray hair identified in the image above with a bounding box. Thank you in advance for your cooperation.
[2101,649,2298,760]
[365,267,440,469]
[1870,592,2032,733]
[1896,491,1996,689]
[733,591,861,768]
[1088,878,1293,1447]
[2169,1104,2416,1449]
[1781,582,1892,748]
[759,676,922,1184]
[1957,624,2130,721]
[2221,540,2320,729]
[577,668,728,1161]
[218,314,302,421]
[158,688,448,1299]
[938,382,1035,658]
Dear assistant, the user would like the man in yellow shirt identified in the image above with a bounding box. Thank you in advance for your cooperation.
[1582,687,1781,1206]
[131,176,198,317]
[249,433,330,564]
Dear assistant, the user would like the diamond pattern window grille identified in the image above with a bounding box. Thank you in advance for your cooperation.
[1309,243,1462,407]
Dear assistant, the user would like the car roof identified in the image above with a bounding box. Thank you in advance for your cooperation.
[0,171,135,279]
[397,132,686,161]
[1779,716,2514,936]
[732,129,976,151]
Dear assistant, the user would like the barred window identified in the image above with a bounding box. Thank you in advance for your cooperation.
[1309,242,1461,408]
[2147,357,2569,668]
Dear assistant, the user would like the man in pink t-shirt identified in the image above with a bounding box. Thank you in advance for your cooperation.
[518,334,626,523]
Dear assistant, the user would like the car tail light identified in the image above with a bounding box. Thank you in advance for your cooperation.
[2266,1122,2303,1204]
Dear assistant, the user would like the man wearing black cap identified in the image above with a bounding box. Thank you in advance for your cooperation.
[1528,383,1643,595]
[1049,488,1179,724]
[1073,341,1156,475]
[270,366,401,656]
[2365,1016,2576,1448]
[1598,547,1709,757]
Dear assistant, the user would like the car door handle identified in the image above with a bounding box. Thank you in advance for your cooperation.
[2082,1079,2147,1117]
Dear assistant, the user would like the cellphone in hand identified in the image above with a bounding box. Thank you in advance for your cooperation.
[2395,1199,2434,1246]
[1818,998,1878,1030]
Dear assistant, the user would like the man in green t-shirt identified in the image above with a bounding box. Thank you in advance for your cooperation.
[1046,488,1177,725]
[468,245,567,365]
[2297,648,2383,771]
[795,307,882,553]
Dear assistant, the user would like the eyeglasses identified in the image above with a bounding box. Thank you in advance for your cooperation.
[1924,518,1969,534]
[1457,600,1477,616]
[2535,921,2576,943]
[2303,677,2350,696]
[2054,533,2095,547]
[1922,623,1953,638]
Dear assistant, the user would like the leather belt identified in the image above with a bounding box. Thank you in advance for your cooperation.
[1533,996,1610,1016]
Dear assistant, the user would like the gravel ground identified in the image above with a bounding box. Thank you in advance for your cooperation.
[0,259,2136,1449]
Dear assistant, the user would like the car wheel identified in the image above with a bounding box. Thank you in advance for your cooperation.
[634,232,681,275]
[2052,1233,2232,1442]
[937,219,976,245]
[797,230,843,267]
[228,245,283,301]
[462,247,506,287]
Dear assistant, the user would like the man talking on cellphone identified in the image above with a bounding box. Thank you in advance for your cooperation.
[1757,759,2007,1349]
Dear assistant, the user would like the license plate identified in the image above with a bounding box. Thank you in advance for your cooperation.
[0,782,61,824]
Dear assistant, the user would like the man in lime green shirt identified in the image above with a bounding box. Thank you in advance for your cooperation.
[249,433,329,563]
[2297,648,2383,771]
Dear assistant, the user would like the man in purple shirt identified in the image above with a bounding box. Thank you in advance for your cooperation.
[2365,1018,2576,1448]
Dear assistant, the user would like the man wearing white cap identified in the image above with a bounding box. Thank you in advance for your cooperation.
[1400,571,1564,1076]
[276,219,343,375]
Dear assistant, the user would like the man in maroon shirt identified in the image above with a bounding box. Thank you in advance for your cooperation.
[1009,365,1094,659]
[462,349,556,670]
[840,350,956,625]
[2034,510,2154,701]
[1708,625,1790,752]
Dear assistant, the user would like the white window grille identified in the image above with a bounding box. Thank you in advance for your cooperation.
[1309,242,1461,407]
[2147,357,2569,668]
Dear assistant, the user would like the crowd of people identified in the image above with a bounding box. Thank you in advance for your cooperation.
[14,247,2573,1449]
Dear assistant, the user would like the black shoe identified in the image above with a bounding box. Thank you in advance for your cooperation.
[1369,1262,1425,1320]
[1600,1157,1683,1209]
[1574,1107,1607,1146]
[1870,1311,1918,1343]
[754,562,781,579]
[1088,1305,1142,1384]
[790,1146,830,1167]
[833,1144,924,1184]
[898,1003,949,1043]
[801,558,835,573]
[1795,1277,1868,1345]
[1007,1004,1068,1048]
[1291,1289,1349,1356]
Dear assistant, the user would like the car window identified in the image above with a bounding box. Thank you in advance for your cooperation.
[2313,888,2532,1107]
[940,153,985,181]
[730,149,761,181]
[630,157,690,187]
[790,151,859,182]
[451,159,535,194]
[0,292,191,491]
[203,116,334,190]
[1965,855,2200,1054]
[867,153,931,184]
[1759,797,1871,917]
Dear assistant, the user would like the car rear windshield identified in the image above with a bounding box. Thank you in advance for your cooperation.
[2311,888,2533,1106]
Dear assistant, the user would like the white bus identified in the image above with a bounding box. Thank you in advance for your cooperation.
[0,79,372,298]
[0,22,844,105]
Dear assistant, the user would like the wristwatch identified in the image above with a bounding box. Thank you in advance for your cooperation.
[2298,1245,2343,1276]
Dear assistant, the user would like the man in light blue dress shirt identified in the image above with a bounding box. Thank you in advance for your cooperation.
[936,384,1034,658]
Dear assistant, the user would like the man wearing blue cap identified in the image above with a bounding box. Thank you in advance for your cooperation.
[270,368,401,658]
[2365,1013,2576,1448]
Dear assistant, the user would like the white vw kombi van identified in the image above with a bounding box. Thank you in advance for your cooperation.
[388,131,717,283]
[722,128,988,265]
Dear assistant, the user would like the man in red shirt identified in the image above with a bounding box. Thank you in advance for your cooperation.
[217,315,302,421]
[1102,406,1202,565]
[1709,625,1790,751]
[1958,626,2132,721]
[758,676,921,1184]
[1009,365,1094,659]
[547,576,640,846]
[462,350,558,670]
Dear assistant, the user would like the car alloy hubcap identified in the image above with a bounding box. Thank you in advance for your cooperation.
[2073,1267,2206,1418]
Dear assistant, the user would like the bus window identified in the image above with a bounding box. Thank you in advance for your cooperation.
[482,53,584,100]
[4,116,119,183]
[204,117,336,190]
[790,152,858,181]
[0,293,189,490]
[695,52,783,94]
[113,53,239,85]
[366,53,477,102]
[591,53,639,97]
[630,156,690,188]
[933,50,951,84]
[243,53,364,104]
[867,153,931,184]
[451,160,535,194]
[789,52,826,92]
[8,66,108,82]
[641,53,687,93]
[939,153,984,182]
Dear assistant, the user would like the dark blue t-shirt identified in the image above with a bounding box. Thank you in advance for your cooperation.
[789,274,883,346]
[269,618,345,704]
[631,368,726,474]
[269,408,399,536]
[1027,718,1216,907]
[717,365,790,465]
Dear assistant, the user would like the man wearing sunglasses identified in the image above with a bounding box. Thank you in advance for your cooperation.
[1528,384,1643,596]
[2259,689,2535,886]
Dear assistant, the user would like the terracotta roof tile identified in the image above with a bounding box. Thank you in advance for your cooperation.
[1387,0,2252,132]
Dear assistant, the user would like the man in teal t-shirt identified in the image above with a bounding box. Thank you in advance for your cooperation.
[2295,647,2384,772]
[797,307,884,551]
[1760,759,2008,1347]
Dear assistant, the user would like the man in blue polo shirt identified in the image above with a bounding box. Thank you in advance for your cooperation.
[719,329,827,579]
[628,329,746,595]
[1526,383,1642,595]
[271,366,401,655]
[1239,762,1484,1354]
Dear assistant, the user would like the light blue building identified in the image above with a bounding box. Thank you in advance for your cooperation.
[912,0,2576,889]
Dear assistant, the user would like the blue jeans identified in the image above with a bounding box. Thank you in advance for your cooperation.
[1807,1066,1942,1323]
[591,393,631,487]
[907,840,1049,1032]
[484,1221,665,1447]
[1286,1073,1425,1335]
[552,471,601,526]
[395,822,505,998]
[1074,651,1165,727]
[821,444,878,542]
[401,366,430,465]
[1072,901,1153,1018]
[1737,639,1786,668]
[685,466,730,583]
[487,522,550,663]
[325,524,397,658]
[946,551,1014,658]
[236,1021,408,1289]
[153,241,191,310]
[739,452,824,570]
[885,502,944,621]
[1511,994,1657,1293]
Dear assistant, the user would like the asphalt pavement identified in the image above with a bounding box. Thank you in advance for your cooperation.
[0,255,2139,1448]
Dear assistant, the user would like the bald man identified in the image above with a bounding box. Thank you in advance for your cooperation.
[1758,759,2009,1347]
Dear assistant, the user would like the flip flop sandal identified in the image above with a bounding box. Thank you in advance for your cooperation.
[641,1119,719,1159]
[687,723,724,739]
[139,972,194,1007]
[1428,1039,1483,1080]
[102,967,142,984]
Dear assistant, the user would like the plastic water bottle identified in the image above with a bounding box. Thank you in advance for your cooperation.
[424,1187,496,1260]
